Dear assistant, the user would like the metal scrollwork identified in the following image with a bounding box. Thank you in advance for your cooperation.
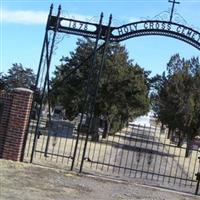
[53,33,66,55]
[172,12,200,32]
[173,12,187,25]
[153,11,170,21]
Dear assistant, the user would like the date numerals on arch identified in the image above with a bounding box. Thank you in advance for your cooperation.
[69,21,88,31]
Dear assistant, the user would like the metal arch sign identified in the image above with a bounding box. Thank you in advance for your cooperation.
[111,20,200,50]
[48,16,200,51]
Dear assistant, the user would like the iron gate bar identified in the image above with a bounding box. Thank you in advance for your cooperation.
[44,70,51,157]
[30,24,51,162]
[139,125,152,178]
[43,17,52,158]
[30,5,61,163]
[75,16,111,168]
[151,126,162,181]
[84,159,197,183]
[118,127,129,174]
[168,139,177,182]
[192,153,199,186]
[106,125,118,172]
[70,12,104,171]
[135,125,147,177]
[74,15,106,166]
[179,147,187,184]
[123,126,134,175]
[79,14,113,173]
[185,150,195,186]
[21,4,54,162]
[35,150,72,159]
[158,128,169,182]
[195,172,200,195]
[146,126,157,179]
[173,139,182,184]
[129,125,141,176]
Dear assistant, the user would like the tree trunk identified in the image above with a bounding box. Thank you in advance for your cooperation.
[170,128,175,142]
[167,127,171,139]
[91,117,100,142]
[102,118,110,139]
[185,136,192,158]
[177,130,183,147]
[160,123,165,134]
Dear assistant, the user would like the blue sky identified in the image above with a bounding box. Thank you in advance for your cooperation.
[1,0,200,77]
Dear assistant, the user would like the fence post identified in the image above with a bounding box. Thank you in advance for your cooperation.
[195,156,200,195]
[195,172,200,195]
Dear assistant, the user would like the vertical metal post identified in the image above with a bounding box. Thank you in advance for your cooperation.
[79,14,112,173]
[44,68,52,157]
[20,4,53,162]
[35,3,54,91]
[20,4,53,161]
[195,177,200,195]
[71,13,104,171]
[195,157,200,195]
[30,5,62,163]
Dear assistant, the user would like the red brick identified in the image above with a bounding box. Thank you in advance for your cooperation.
[0,88,33,161]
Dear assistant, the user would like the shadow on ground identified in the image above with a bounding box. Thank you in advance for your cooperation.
[0,159,198,200]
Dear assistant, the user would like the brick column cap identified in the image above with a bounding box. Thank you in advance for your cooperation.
[14,88,33,94]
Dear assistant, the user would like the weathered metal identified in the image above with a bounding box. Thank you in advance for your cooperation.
[169,0,180,22]
[24,2,200,195]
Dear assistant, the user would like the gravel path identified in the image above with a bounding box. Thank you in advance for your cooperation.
[0,159,199,200]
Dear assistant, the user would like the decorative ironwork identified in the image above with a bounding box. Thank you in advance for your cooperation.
[111,20,200,50]
[24,2,200,196]
[152,10,187,26]
[153,11,171,21]
[30,4,62,163]
[47,14,200,51]
[168,0,180,22]
[25,121,200,194]
[173,13,187,25]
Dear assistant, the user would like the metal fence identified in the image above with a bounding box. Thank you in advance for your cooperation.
[24,118,200,194]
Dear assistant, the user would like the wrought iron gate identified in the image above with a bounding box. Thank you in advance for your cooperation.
[23,3,200,195]
[24,115,200,194]
[24,5,113,172]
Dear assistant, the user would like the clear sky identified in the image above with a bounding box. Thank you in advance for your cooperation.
[1,0,200,77]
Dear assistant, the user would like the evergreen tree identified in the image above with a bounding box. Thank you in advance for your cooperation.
[51,38,150,136]
[152,54,200,157]
[5,63,36,89]
[0,73,6,91]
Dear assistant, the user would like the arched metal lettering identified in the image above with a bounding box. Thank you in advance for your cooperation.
[111,20,200,50]
[49,16,200,50]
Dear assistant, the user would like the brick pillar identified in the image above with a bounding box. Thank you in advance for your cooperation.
[1,88,33,161]
[0,91,13,157]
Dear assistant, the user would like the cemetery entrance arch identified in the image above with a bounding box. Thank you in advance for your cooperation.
[24,2,200,195]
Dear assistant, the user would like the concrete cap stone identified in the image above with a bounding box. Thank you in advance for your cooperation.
[14,87,33,94]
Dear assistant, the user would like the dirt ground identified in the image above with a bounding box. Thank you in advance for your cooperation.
[0,159,199,200]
